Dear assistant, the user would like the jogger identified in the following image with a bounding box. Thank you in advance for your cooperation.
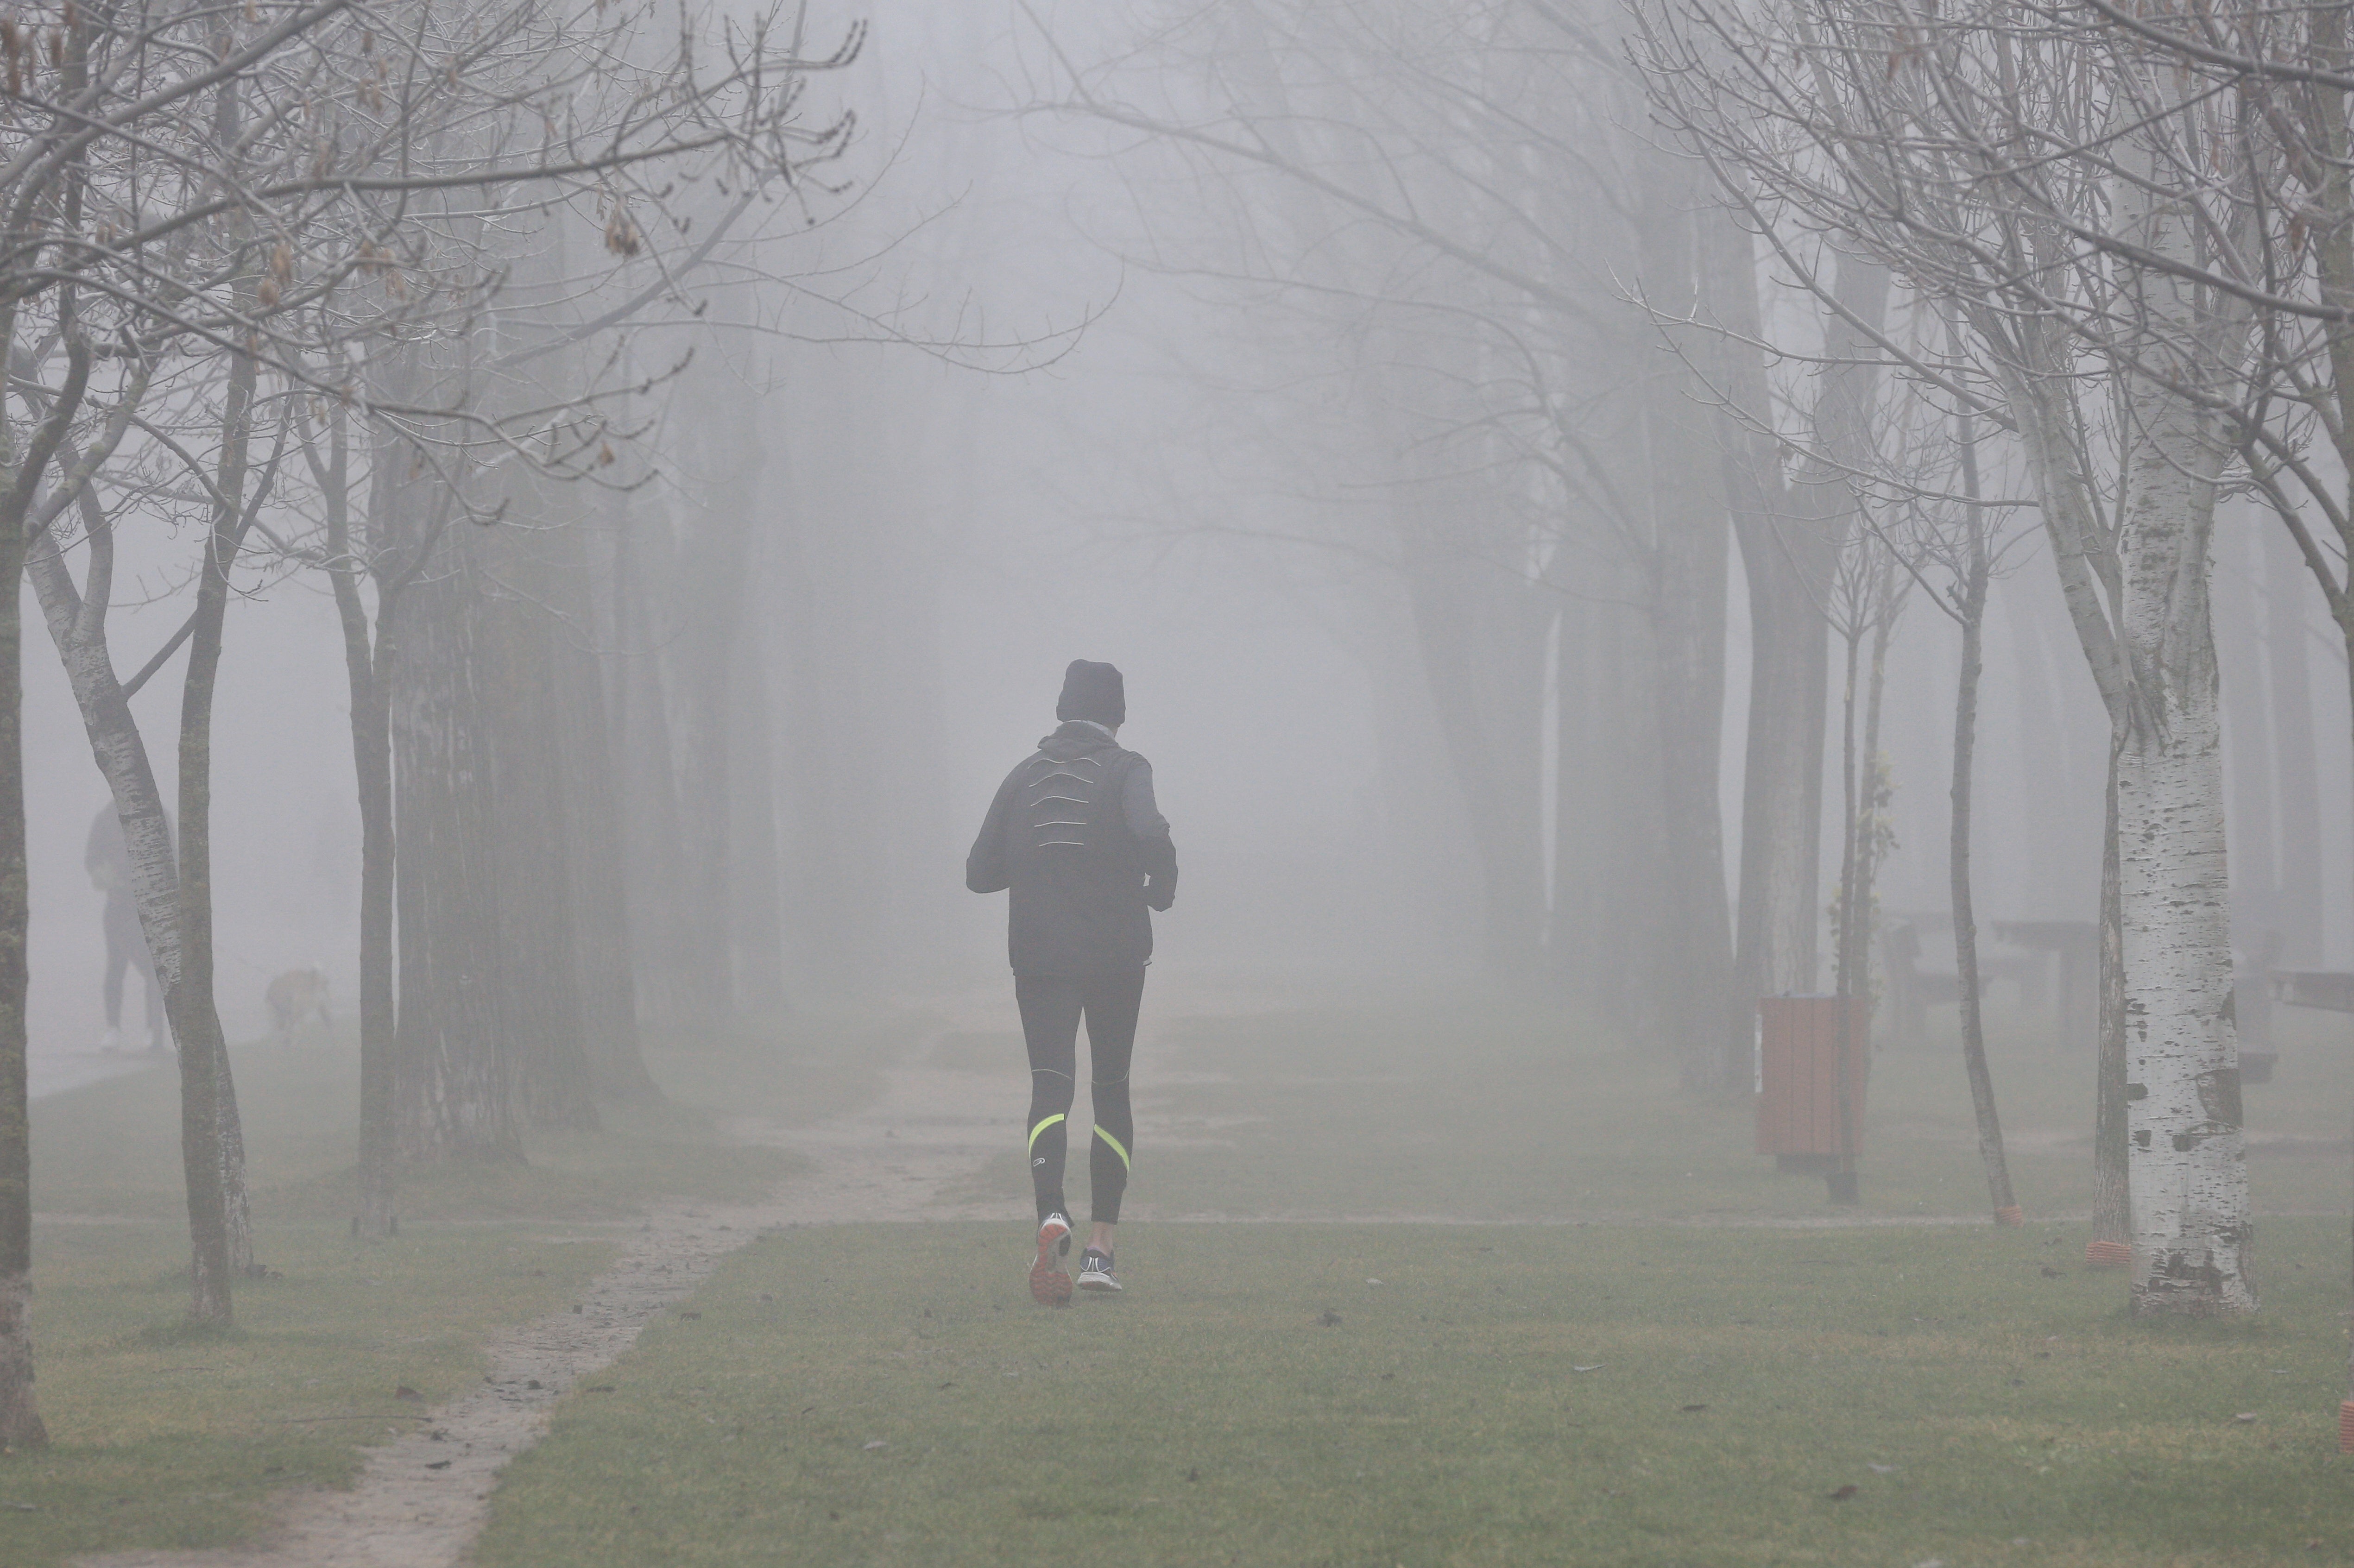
[968,660,1176,1304]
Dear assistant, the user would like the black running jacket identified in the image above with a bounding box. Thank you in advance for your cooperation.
[966,720,1178,976]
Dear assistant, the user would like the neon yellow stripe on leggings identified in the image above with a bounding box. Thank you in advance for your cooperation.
[1027,1113,1066,1153]
[1092,1125,1131,1171]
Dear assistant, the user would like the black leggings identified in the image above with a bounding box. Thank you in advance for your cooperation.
[102,896,161,1035]
[1016,970,1144,1226]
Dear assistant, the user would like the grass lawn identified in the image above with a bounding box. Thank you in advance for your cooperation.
[0,1221,613,1562]
[477,1217,2354,1568]
[941,987,2354,1223]
[32,1003,918,1225]
[0,1005,920,1566]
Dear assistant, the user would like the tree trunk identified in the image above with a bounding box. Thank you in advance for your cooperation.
[481,577,598,1132]
[1715,222,1830,1019]
[2339,625,2354,1411]
[1401,508,1549,985]
[667,406,764,1026]
[1950,406,2019,1222]
[0,401,47,1446]
[1855,590,1899,999]
[612,515,693,1025]
[558,625,657,1102]
[1951,555,2018,1223]
[1587,560,1673,1045]
[323,403,398,1238]
[1718,251,1888,1084]
[2262,520,2323,963]
[2090,739,2131,1261]
[2218,516,2278,944]
[25,485,239,1312]
[1829,621,1864,1203]
[390,504,523,1164]
[2114,391,2253,1316]
[174,336,261,1308]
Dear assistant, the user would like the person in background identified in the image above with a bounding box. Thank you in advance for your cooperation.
[966,660,1178,1304]
[86,802,168,1052]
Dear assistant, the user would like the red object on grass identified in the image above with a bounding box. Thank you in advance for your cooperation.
[1994,1205,2023,1227]
[2084,1240,2132,1269]
[2339,1400,2354,1455]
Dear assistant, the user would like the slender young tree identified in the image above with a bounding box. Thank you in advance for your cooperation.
[1824,522,1905,1203]
[1876,363,2030,1227]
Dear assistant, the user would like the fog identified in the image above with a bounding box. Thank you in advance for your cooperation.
[5,0,2349,1331]
[25,0,2354,1079]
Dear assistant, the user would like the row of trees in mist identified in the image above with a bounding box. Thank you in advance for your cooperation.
[0,0,865,1446]
[4,0,2349,1451]
[1027,0,2354,1329]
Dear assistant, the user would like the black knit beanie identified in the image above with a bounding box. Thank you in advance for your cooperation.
[1056,660,1126,728]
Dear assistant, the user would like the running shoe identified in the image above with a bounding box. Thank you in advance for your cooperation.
[1029,1214,1073,1307]
[1076,1247,1121,1293]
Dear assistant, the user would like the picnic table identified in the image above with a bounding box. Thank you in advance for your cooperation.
[1992,919,2099,1048]
[2271,970,2354,1013]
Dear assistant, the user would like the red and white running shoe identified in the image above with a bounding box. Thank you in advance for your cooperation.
[1029,1213,1073,1307]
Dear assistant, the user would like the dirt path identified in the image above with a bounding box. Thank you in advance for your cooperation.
[80,1026,1025,1568]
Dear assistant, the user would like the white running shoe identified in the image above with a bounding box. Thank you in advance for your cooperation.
[1029,1214,1073,1307]
[1077,1247,1121,1293]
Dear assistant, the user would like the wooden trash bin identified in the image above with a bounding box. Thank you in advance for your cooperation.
[1755,995,1871,1174]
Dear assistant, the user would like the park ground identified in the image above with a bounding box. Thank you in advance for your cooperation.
[4,982,2351,1566]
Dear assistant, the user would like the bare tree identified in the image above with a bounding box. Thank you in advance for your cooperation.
[1820,483,1906,1203]
[1870,331,2038,1226]
[1639,0,2257,1313]
[0,0,867,1443]
[1023,0,1745,1062]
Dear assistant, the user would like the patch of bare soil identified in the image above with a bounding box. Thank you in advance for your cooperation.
[77,1024,1024,1568]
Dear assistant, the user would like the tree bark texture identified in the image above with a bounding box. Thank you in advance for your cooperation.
[1950,408,2018,1220]
[0,405,47,1445]
[174,336,261,1306]
[1951,557,2017,1221]
[25,490,239,1312]
[2261,520,2323,963]
[1712,221,1830,1020]
[1717,248,1890,1083]
[1829,619,1864,1199]
[390,510,523,1164]
[1633,177,1736,1081]
[2114,379,2253,1316]
[2092,742,2131,1256]
[479,555,598,1132]
[323,406,399,1236]
[2217,517,2278,942]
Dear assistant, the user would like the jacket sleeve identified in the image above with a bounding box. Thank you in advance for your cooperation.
[966,768,1020,894]
[1124,757,1178,911]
